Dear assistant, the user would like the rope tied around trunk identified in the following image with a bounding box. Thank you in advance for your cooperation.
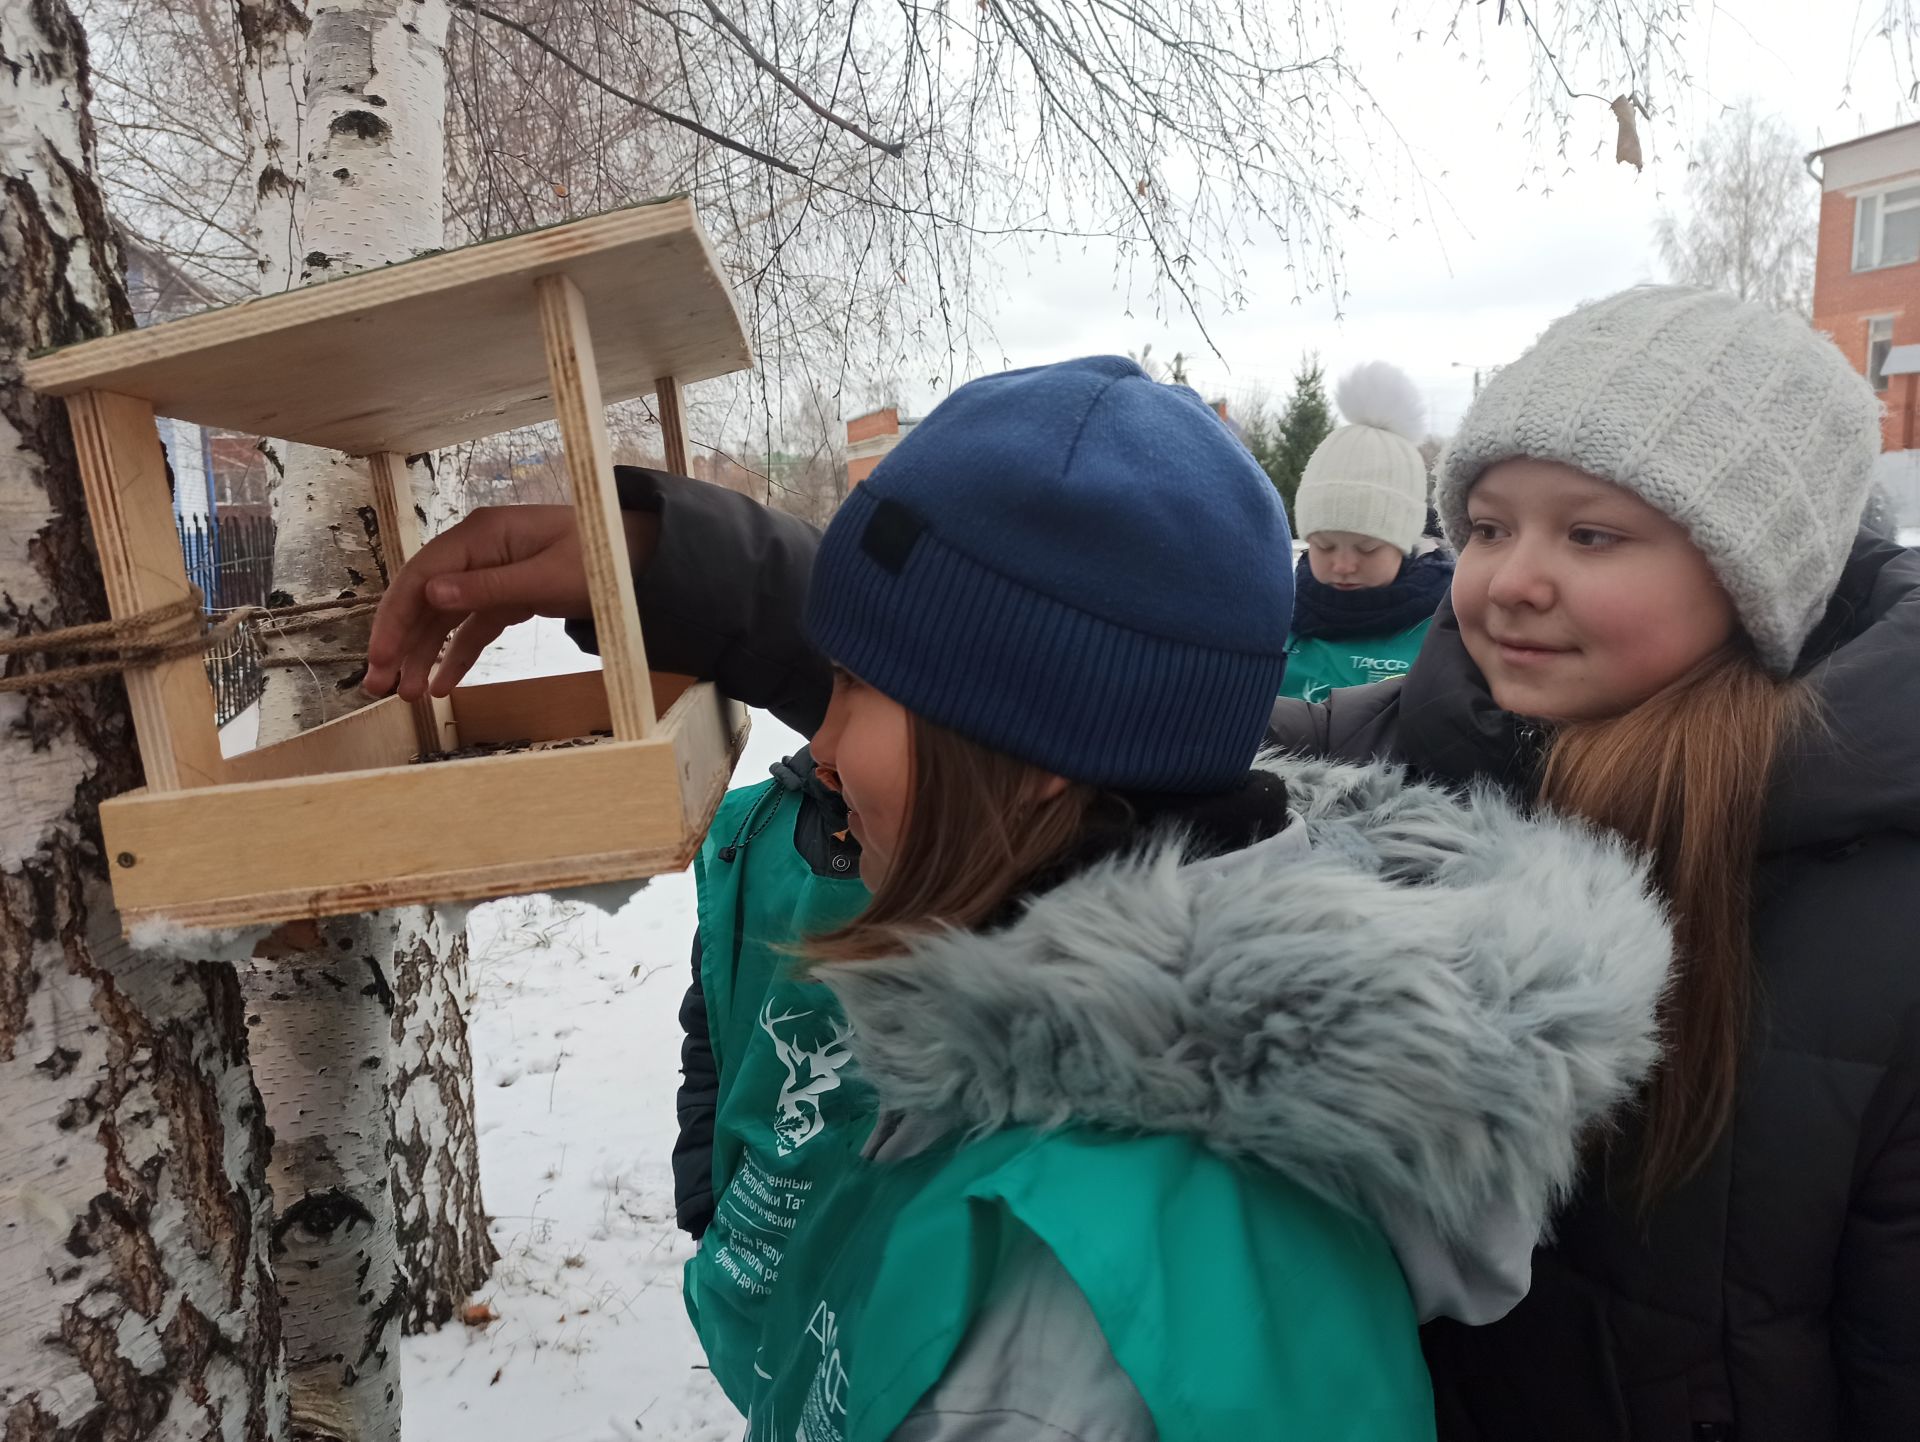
[0,590,381,694]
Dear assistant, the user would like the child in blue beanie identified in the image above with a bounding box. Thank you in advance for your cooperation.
[687,356,1672,1442]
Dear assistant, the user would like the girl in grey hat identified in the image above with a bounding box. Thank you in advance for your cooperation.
[1273,284,1919,1441]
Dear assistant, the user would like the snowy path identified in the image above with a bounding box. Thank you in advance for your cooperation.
[397,621,800,1441]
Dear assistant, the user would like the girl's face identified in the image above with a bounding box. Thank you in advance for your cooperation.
[811,668,913,890]
[1452,460,1738,723]
[1306,531,1404,590]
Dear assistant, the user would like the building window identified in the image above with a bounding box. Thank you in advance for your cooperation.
[1869,316,1896,392]
[1855,185,1920,271]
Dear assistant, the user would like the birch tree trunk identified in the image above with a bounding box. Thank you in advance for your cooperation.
[0,5,284,1437]
[234,6,490,1439]
[237,0,308,296]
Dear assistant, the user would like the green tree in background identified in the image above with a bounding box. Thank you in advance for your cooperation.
[1256,355,1335,524]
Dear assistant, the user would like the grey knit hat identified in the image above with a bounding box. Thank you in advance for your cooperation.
[1437,286,1882,674]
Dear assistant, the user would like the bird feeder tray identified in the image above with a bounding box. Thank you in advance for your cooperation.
[23,197,753,934]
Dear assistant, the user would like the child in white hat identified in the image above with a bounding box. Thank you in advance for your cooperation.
[1283,362,1453,702]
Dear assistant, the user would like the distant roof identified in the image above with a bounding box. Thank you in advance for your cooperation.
[1882,343,1920,378]
[1808,120,1920,162]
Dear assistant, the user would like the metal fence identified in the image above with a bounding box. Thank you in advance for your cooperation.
[177,512,275,726]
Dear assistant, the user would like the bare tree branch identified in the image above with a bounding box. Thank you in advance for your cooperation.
[692,0,907,157]
[451,0,816,178]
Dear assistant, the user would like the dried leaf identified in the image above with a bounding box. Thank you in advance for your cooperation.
[1612,96,1644,173]
[254,918,325,959]
[489,1368,503,1386]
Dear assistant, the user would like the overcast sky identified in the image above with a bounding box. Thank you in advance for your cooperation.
[944,0,1916,436]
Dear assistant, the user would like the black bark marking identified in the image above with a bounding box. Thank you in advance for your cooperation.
[257,163,297,199]
[273,1187,376,1250]
[362,958,394,1013]
[235,0,312,51]
[328,110,391,142]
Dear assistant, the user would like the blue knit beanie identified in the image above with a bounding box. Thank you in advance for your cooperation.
[805,356,1293,793]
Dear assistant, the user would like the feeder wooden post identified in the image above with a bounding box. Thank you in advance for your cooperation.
[367,450,459,753]
[534,273,656,741]
[66,388,224,791]
[656,374,689,476]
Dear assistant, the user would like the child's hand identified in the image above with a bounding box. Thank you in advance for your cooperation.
[362,504,657,701]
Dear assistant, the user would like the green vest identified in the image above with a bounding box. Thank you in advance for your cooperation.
[747,1125,1436,1442]
[1282,616,1433,704]
[685,777,872,1411]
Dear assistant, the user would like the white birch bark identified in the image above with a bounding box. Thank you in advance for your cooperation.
[243,917,403,1442]
[236,6,491,1439]
[237,0,310,296]
[386,907,491,1332]
[0,5,284,1436]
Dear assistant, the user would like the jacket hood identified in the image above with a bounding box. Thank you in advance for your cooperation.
[1765,533,1920,850]
[815,754,1672,1279]
[1386,531,1920,853]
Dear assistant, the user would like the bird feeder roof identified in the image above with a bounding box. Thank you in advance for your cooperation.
[22,196,750,455]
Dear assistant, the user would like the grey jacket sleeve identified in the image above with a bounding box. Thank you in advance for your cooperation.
[1376,1189,1536,1327]
[891,1224,1155,1442]
[1267,676,1405,762]
[564,467,831,736]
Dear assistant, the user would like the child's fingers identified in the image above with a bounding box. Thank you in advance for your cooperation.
[364,578,433,698]
[394,617,458,702]
[366,524,491,695]
[431,612,517,696]
[424,552,579,620]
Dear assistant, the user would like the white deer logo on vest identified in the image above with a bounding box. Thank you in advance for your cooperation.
[759,1001,855,1155]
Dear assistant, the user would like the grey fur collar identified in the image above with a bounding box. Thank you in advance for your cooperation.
[818,754,1672,1254]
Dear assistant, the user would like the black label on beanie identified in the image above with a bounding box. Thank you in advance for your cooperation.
[862,497,926,575]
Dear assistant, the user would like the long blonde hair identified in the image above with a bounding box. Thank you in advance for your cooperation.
[1537,645,1815,1195]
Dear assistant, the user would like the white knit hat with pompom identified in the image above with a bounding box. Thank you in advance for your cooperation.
[1295,361,1430,554]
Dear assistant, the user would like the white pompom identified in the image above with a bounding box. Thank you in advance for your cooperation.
[1334,362,1426,442]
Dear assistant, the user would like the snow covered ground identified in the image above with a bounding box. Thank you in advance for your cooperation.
[393,619,796,1441]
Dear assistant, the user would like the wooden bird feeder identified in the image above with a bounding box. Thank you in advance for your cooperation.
[23,198,753,935]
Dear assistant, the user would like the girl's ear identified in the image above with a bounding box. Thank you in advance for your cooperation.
[1035,773,1071,803]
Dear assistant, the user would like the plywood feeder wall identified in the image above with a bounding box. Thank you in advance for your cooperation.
[23,198,753,935]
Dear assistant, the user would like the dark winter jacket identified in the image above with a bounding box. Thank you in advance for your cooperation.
[565,468,834,738]
[586,471,1920,1438]
[1270,532,1920,1442]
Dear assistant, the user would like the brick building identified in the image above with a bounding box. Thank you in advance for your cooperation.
[846,406,919,486]
[1809,121,1920,450]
